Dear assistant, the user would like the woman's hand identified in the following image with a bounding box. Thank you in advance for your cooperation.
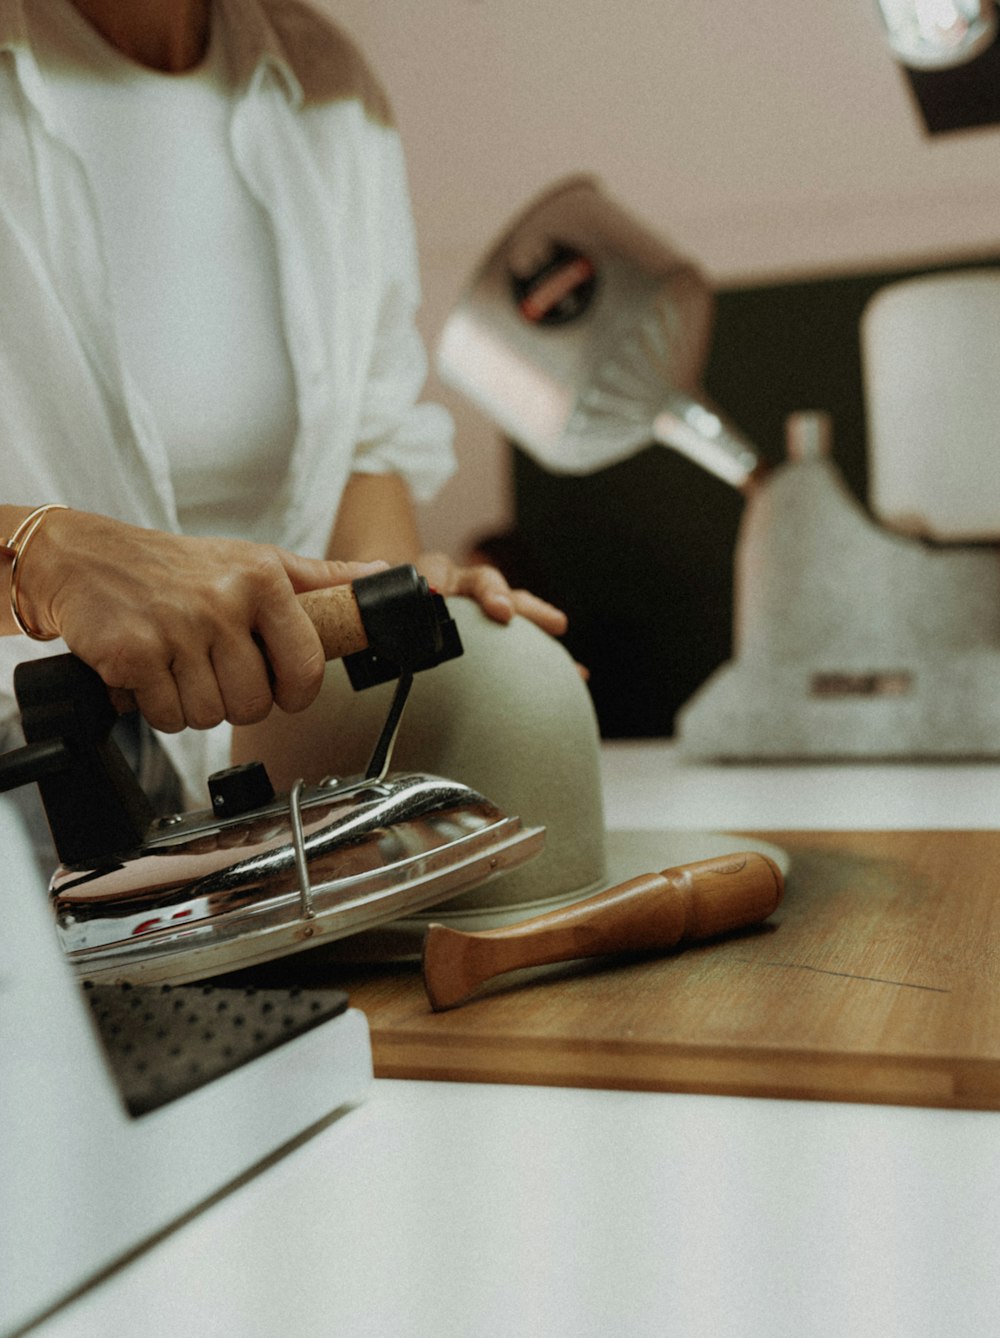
[327,475,569,635]
[16,509,384,733]
[415,551,568,637]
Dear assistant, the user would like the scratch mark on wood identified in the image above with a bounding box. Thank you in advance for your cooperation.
[735,958,951,993]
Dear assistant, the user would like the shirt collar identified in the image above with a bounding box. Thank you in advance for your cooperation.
[0,0,27,47]
[215,0,303,106]
[0,0,57,135]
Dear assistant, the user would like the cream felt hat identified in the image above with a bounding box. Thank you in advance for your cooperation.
[313,598,787,960]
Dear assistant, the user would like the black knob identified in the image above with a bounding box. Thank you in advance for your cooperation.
[208,761,275,818]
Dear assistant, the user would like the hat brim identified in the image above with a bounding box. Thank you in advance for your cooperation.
[320,828,791,962]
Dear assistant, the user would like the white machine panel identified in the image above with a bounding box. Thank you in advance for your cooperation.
[862,269,1000,542]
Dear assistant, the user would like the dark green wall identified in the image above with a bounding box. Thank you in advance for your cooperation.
[509,253,1000,737]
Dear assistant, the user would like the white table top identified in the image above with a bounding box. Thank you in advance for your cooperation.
[25,746,1000,1338]
[600,738,1000,831]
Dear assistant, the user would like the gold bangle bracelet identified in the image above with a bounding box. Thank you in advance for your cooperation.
[4,504,69,641]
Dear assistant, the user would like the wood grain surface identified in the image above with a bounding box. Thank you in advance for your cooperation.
[258,832,1000,1109]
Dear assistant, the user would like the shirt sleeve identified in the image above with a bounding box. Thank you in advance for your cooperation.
[348,130,456,503]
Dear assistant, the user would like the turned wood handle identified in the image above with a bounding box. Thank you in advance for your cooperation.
[106,585,367,715]
[421,851,784,1011]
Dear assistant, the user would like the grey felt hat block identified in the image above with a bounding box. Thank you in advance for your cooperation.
[317,598,787,960]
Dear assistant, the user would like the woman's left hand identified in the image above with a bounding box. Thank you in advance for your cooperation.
[416,551,568,637]
[325,476,569,637]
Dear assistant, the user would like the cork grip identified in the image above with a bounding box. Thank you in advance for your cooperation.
[295,585,368,659]
[421,851,784,1010]
[106,585,367,716]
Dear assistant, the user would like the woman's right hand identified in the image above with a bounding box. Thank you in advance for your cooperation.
[9,509,383,733]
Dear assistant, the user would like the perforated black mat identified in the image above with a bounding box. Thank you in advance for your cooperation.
[83,980,350,1116]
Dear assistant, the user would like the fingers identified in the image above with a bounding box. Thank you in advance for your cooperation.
[146,557,387,727]
[130,667,187,735]
[260,554,389,715]
[424,555,569,637]
[282,554,389,594]
[209,635,276,725]
[28,508,569,739]
[115,632,300,735]
[30,517,374,734]
[252,595,326,717]
[506,588,569,637]
[464,565,517,623]
[97,631,275,735]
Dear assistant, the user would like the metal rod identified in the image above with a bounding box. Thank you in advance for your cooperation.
[364,672,414,781]
[288,779,315,919]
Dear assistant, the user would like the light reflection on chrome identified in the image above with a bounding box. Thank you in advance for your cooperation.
[50,772,544,983]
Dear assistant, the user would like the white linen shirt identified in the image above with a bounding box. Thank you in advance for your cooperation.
[0,0,456,801]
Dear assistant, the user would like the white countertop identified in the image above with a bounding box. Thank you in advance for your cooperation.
[32,1079,1000,1338]
[19,746,1000,1338]
[600,739,1000,831]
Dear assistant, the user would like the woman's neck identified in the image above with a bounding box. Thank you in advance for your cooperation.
[67,0,211,72]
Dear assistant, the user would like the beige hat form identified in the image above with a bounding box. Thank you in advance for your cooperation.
[305,597,787,959]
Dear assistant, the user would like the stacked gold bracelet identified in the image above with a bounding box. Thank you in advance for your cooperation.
[0,504,68,641]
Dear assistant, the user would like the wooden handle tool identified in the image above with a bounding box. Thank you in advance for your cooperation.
[421,850,784,1010]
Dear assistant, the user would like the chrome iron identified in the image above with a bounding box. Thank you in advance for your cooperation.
[0,570,545,983]
[51,770,543,986]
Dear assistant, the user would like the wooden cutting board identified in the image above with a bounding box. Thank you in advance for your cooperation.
[284,832,1000,1110]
